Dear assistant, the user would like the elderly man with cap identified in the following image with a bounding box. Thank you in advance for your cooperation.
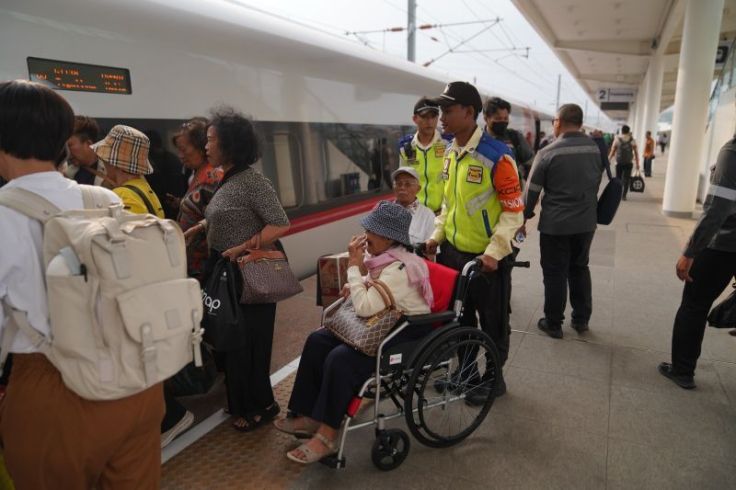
[275,201,432,463]
[425,81,524,402]
[93,125,165,218]
[397,97,450,214]
[392,166,436,244]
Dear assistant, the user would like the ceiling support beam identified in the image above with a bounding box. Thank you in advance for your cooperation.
[554,39,652,56]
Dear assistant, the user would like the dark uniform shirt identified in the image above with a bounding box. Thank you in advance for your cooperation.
[684,137,736,257]
[523,132,604,235]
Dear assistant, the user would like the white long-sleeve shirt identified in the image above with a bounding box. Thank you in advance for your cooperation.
[407,200,436,244]
[0,172,119,353]
[347,262,430,317]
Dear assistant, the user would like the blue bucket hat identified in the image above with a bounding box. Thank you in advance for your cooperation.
[360,200,412,247]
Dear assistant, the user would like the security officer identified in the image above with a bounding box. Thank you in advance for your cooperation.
[483,96,534,180]
[425,82,524,402]
[398,97,450,213]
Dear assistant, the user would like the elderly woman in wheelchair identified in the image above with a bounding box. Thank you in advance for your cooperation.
[274,201,433,464]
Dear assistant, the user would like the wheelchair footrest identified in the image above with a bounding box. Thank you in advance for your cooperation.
[320,455,346,469]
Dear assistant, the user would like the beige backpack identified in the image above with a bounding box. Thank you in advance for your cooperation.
[0,185,203,400]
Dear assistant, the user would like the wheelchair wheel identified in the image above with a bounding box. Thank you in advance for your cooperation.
[371,429,410,471]
[403,326,500,448]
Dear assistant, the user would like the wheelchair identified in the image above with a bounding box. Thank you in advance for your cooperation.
[320,255,530,471]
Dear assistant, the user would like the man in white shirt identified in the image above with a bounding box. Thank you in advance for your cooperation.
[0,80,164,489]
[391,167,436,245]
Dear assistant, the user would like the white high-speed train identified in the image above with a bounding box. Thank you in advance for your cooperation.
[0,0,554,278]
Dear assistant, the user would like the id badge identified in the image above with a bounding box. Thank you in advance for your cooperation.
[466,165,483,184]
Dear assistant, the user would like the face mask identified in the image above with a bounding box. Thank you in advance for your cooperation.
[491,121,508,135]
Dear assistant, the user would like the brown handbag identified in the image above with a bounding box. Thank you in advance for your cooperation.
[236,240,303,304]
[323,279,404,356]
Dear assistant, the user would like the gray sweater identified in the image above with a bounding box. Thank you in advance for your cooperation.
[523,132,604,235]
[205,167,289,252]
[684,137,736,257]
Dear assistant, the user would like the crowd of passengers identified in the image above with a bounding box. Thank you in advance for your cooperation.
[0,77,731,489]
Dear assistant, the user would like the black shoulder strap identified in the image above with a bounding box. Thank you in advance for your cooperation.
[122,184,156,215]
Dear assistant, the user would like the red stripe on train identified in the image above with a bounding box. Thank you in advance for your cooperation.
[285,193,393,236]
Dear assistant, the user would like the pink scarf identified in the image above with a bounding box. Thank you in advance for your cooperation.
[364,246,434,309]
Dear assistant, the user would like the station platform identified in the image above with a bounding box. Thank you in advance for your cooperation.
[162,151,736,489]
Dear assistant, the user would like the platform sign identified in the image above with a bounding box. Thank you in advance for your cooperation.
[597,88,636,103]
[27,57,131,94]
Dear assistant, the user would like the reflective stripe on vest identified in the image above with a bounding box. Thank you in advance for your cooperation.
[400,140,448,212]
[443,149,505,254]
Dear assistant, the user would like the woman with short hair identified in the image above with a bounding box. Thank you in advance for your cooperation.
[186,107,290,432]
[275,201,433,463]
[171,117,223,282]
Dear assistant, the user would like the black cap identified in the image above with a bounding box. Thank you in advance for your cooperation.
[431,81,482,115]
[413,96,440,115]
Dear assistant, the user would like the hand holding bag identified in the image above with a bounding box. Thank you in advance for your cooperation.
[201,258,247,351]
[323,279,404,356]
[237,235,303,304]
[630,169,645,193]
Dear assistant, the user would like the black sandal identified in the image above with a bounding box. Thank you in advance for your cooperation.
[232,402,281,433]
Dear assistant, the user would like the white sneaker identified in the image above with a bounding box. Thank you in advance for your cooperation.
[161,410,195,448]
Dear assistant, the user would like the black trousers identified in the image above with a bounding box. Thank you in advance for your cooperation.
[539,231,595,328]
[289,325,431,429]
[671,248,736,376]
[643,156,653,177]
[223,302,277,418]
[437,242,511,365]
[616,164,633,199]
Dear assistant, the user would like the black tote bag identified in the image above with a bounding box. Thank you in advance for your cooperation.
[630,170,645,193]
[201,258,247,351]
[597,160,623,225]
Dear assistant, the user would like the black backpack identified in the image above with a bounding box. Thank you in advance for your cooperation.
[616,137,634,165]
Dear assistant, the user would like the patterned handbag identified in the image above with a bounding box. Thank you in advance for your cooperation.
[323,279,404,356]
[237,247,303,304]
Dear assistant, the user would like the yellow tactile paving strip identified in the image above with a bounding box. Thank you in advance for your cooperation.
[161,373,307,490]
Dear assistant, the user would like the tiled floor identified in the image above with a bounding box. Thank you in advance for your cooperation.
[162,152,736,489]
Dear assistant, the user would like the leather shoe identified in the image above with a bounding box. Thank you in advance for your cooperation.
[571,321,589,333]
[537,318,562,339]
[658,362,695,390]
[465,372,505,406]
[433,367,479,394]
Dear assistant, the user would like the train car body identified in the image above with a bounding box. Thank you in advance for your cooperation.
[0,0,553,277]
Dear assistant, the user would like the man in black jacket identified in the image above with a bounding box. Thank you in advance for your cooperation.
[523,104,604,338]
[660,136,736,389]
[483,97,534,180]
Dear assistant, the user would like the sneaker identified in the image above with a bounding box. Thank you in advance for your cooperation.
[571,321,589,333]
[161,410,195,448]
[537,318,563,339]
[657,362,695,390]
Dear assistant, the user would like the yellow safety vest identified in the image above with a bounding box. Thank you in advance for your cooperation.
[399,131,449,212]
[442,129,522,254]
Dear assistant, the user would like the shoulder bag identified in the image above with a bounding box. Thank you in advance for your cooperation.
[597,157,623,225]
[323,279,404,356]
[237,235,303,304]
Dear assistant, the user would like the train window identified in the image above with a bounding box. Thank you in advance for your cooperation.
[27,57,132,94]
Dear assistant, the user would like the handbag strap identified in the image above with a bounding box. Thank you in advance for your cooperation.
[370,279,397,310]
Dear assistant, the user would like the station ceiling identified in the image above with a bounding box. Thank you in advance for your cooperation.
[512,0,736,121]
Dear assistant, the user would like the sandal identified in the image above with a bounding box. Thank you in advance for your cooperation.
[286,433,337,464]
[232,402,281,433]
[273,417,319,439]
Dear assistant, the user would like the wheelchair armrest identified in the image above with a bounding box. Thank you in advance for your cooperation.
[406,311,456,326]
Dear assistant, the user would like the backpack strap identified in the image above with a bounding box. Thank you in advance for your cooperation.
[122,184,157,215]
[0,297,49,375]
[80,184,117,210]
[0,187,61,223]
